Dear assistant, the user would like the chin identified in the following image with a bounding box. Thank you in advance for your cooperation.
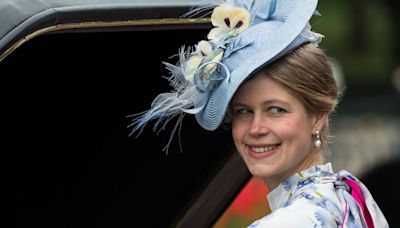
[247,164,275,179]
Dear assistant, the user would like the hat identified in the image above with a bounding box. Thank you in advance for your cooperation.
[128,0,323,143]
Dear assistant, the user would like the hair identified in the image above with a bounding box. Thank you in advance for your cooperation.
[225,43,342,155]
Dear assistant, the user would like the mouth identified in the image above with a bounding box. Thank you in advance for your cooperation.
[248,144,280,158]
[250,144,279,153]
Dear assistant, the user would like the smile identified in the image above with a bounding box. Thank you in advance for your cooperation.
[250,144,279,153]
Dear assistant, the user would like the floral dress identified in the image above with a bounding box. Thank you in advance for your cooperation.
[249,163,389,227]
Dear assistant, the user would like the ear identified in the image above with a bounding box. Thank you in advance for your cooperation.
[312,112,328,133]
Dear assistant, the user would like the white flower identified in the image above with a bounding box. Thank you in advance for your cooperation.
[207,3,250,42]
[195,40,213,56]
[184,40,214,82]
[184,54,203,82]
[202,49,224,75]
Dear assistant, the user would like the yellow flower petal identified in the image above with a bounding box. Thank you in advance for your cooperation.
[196,40,213,56]
[210,4,232,29]
[185,55,203,81]
[207,27,225,41]
[211,3,250,36]
[212,50,224,62]
[229,8,250,34]
[203,50,224,75]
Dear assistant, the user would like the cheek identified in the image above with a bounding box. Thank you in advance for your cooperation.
[277,117,312,142]
[231,122,242,144]
[231,120,249,153]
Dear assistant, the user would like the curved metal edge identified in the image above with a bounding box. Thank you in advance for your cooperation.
[0,17,210,63]
[0,2,210,62]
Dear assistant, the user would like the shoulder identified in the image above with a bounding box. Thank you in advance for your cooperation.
[249,199,337,227]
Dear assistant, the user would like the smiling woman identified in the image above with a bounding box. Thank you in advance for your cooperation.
[229,44,338,190]
[129,0,390,227]
[231,68,327,191]
[3,0,392,227]
[228,43,345,226]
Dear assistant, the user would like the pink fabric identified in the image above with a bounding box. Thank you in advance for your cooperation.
[344,177,374,228]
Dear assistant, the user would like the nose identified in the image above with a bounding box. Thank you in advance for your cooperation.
[249,113,269,137]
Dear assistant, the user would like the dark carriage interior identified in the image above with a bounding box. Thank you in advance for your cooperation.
[3,28,242,227]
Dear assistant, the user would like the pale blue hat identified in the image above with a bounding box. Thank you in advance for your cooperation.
[129,0,323,140]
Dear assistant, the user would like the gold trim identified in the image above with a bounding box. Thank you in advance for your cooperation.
[0,18,210,62]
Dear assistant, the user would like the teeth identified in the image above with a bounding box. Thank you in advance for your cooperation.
[251,145,278,153]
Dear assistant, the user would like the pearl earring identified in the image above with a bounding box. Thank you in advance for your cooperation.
[314,131,321,147]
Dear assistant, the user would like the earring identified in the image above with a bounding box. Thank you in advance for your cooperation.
[314,131,321,147]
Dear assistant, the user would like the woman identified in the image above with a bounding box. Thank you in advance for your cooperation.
[129,0,389,227]
[230,43,389,227]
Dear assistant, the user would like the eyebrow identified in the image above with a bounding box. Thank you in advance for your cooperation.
[231,99,291,107]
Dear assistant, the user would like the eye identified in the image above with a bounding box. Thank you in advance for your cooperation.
[269,107,286,114]
[233,108,252,116]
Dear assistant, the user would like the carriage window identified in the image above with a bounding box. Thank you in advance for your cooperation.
[3,29,234,228]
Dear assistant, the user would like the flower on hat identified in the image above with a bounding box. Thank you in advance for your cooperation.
[201,49,224,76]
[184,3,250,88]
[207,3,251,42]
[128,2,253,150]
[184,40,213,82]
[184,39,225,84]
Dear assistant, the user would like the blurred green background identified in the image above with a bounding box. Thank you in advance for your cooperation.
[313,0,399,86]
[310,0,400,177]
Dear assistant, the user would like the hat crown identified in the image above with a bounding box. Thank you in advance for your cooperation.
[195,0,322,130]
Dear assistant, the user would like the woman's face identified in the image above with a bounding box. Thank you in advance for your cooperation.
[231,71,325,189]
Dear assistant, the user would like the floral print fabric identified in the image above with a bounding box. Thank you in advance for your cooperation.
[249,163,389,227]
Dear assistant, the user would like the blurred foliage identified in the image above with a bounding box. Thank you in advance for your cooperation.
[311,0,399,84]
